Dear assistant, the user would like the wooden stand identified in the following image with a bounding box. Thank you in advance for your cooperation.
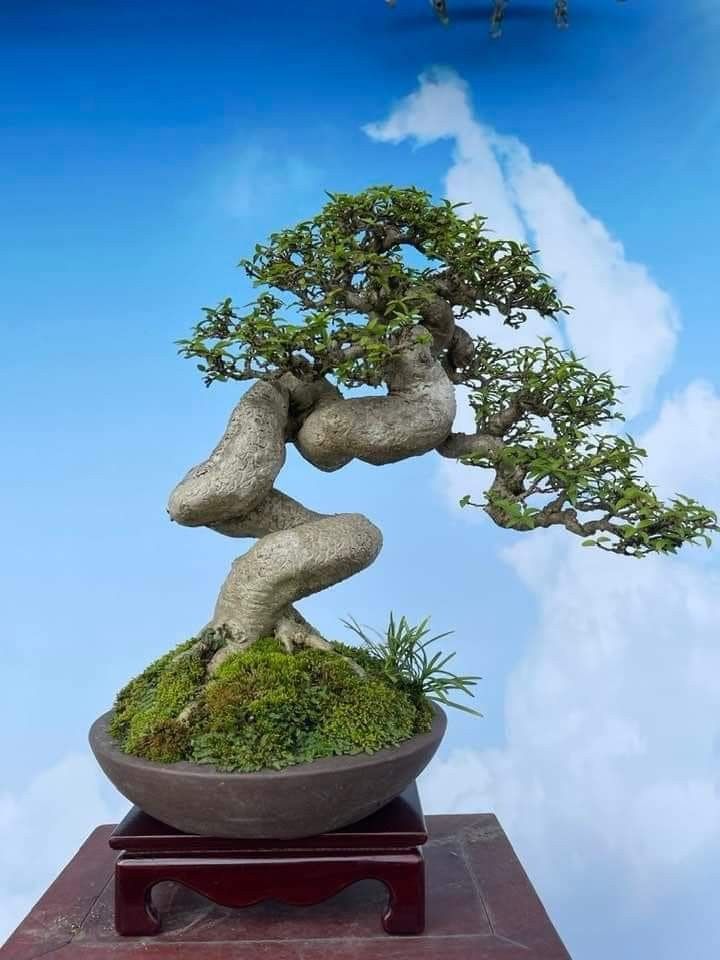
[3,805,574,958]
[108,782,427,937]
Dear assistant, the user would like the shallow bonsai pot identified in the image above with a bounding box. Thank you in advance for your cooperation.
[89,705,446,838]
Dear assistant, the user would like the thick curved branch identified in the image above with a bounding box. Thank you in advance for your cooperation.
[168,375,381,655]
[207,489,327,539]
[210,513,382,644]
[167,379,290,526]
[435,430,503,461]
[435,426,713,556]
[295,325,456,471]
[168,329,455,665]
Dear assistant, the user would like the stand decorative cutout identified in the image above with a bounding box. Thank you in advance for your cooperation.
[109,782,427,936]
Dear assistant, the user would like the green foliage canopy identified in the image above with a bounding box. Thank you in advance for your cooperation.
[177,185,719,560]
[177,185,566,389]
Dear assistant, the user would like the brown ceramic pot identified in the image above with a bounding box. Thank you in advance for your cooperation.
[89,705,446,838]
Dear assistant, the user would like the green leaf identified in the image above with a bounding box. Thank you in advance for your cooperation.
[428,695,483,717]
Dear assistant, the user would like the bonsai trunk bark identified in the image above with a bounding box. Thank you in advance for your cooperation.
[167,325,456,670]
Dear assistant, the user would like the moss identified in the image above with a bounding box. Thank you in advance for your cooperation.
[132,718,192,763]
[413,695,435,732]
[109,636,197,740]
[109,635,209,757]
[326,640,387,676]
[307,678,418,756]
[110,635,435,772]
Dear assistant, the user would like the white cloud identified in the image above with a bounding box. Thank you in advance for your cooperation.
[364,67,526,243]
[364,67,679,420]
[420,534,720,948]
[368,70,720,958]
[0,754,128,945]
[225,144,322,217]
[367,67,683,519]
[493,132,680,419]
[639,379,720,508]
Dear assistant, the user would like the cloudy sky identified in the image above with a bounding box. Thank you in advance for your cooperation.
[2,1,719,955]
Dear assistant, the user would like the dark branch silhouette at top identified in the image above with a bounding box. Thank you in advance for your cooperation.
[385,0,628,39]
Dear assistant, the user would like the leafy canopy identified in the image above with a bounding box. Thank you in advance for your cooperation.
[177,184,566,389]
[453,335,719,557]
[177,185,719,559]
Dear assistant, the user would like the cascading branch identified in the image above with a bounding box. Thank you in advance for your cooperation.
[171,184,718,675]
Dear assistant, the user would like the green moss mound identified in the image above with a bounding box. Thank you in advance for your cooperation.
[109,636,434,772]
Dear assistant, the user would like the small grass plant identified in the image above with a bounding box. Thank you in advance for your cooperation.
[340,612,482,716]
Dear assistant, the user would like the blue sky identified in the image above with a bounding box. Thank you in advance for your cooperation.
[2,1,719,955]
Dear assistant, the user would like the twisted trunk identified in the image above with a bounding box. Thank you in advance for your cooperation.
[167,325,456,670]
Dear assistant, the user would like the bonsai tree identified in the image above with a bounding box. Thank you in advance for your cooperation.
[386,0,628,37]
[108,185,717,772]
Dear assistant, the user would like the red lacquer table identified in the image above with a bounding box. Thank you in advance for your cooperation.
[1,794,572,959]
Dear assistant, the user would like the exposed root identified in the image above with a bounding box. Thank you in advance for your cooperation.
[273,607,333,653]
[273,608,365,676]
[206,638,251,676]
[171,608,366,727]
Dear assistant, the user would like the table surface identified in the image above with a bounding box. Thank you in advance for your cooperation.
[1,813,572,960]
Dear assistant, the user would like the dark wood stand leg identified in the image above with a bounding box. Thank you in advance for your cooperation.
[381,851,425,934]
[115,857,161,936]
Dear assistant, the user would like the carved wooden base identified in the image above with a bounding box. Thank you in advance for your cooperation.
[109,782,428,937]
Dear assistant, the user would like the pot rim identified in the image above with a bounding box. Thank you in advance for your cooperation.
[90,701,447,781]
